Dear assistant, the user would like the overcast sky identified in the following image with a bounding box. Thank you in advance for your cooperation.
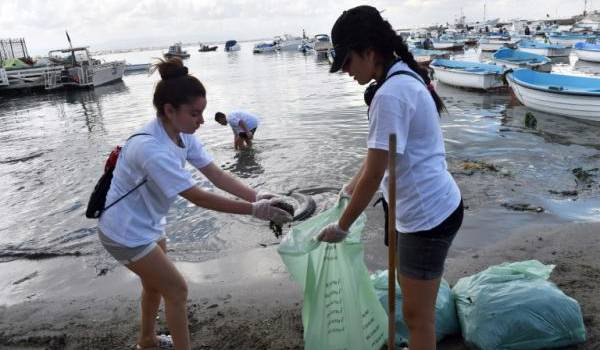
[0,0,593,55]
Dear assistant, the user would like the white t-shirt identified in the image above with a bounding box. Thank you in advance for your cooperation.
[367,61,461,233]
[98,118,213,247]
[227,111,259,134]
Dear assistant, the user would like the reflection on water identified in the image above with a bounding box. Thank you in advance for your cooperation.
[1,42,599,264]
[221,148,265,178]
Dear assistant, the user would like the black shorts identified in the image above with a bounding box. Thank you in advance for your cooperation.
[238,128,257,140]
[380,199,463,280]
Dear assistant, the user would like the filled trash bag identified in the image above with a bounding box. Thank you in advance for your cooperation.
[278,198,387,350]
[453,260,586,349]
[371,270,460,345]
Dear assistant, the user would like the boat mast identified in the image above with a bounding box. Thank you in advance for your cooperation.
[583,0,587,15]
[483,0,487,23]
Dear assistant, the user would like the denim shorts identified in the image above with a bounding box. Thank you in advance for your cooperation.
[98,229,165,265]
[380,199,463,280]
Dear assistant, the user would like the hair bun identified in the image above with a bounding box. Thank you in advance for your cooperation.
[153,58,189,80]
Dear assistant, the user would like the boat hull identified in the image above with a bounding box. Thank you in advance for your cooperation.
[432,42,464,50]
[479,42,508,51]
[431,66,505,90]
[575,49,600,63]
[518,46,570,57]
[507,74,600,121]
[93,61,125,86]
[493,59,552,72]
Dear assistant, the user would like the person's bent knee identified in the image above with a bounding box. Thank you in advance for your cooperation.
[163,281,188,304]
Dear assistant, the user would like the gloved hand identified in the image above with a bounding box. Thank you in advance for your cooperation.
[255,190,277,201]
[317,223,349,243]
[252,199,293,225]
[338,185,352,201]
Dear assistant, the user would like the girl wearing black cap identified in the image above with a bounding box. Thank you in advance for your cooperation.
[97,58,292,349]
[318,6,463,349]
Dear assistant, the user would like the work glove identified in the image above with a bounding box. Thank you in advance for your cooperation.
[252,199,293,225]
[338,185,352,201]
[317,223,349,243]
[255,190,277,201]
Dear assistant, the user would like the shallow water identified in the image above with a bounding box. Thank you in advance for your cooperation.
[1,42,599,263]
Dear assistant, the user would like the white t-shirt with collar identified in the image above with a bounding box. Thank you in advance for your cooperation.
[227,111,259,134]
[98,118,213,247]
[367,61,461,233]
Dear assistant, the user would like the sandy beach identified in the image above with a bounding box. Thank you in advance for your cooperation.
[1,208,598,349]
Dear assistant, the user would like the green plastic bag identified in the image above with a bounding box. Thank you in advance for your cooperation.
[453,260,587,349]
[371,270,460,345]
[278,198,388,350]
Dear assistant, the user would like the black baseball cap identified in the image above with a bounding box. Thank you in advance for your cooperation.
[329,5,384,73]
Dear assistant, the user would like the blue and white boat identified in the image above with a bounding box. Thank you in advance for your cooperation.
[411,48,449,65]
[518,40,570,57]
[574,42,600,63]
[492,48,552,72]
[430,59,507,90]
[548,33,597,47]
[506,69,600,121]
[431,37,464,50]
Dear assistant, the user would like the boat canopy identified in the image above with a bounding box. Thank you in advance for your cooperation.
[574,42,600,51]
[3,58,30,70]
[314,34,330,42]
[510,69,600,96]
[493,48,550,63]
[518,40,567,49]
[431,59,505,74]
[225,40,238,49]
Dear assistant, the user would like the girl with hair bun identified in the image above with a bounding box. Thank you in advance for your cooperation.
[318,6,463,349]
[98,58,292,350]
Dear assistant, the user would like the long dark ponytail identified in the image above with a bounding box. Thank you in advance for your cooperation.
[391,34,446,114]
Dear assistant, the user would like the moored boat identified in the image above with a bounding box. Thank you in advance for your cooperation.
[198,44,217,52]
[574,42,600,63]
[313,34,332,54]
[253,42,277,53]
[492,48,552,72]
[506,68,600,121]
[225,40,241,52]
[518,40,570,57]
[548,33,597,47]
[478,35,514,51]
[164,43,190,59]
[430,59,506,90]
[48,47,125,87]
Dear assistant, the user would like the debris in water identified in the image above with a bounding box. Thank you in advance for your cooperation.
[501,202,544,213]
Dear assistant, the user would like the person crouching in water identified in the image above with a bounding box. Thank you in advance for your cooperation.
[97,58,292,350]
[215,111,259,150]
[318,6,463,350]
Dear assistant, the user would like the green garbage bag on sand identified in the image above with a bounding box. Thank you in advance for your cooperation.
[453,260,586,349]
[371,270,460,345]
[278,198,387,350]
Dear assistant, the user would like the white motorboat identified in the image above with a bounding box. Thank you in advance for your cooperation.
[164,43,190,59]
[253,42,277,53]
[275,34,304,51]
[430,59,507,90]
[48,47,125,87]
[507,68,600,121]
[313,34,333,53]
[574,42,600,63]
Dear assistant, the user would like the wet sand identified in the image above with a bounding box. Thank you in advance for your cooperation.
[1,214,598,349]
